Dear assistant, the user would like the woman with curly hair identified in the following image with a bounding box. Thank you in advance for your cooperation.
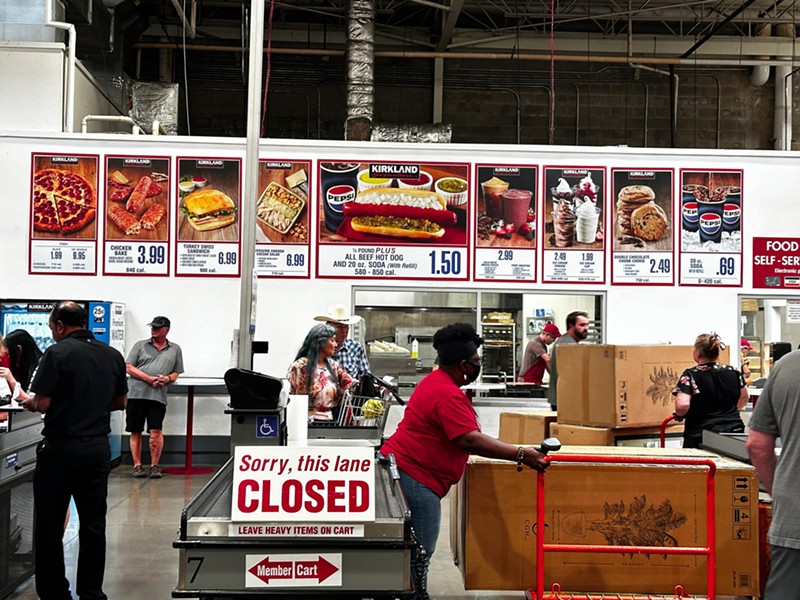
[672,332,748,448]
[287,323,356,420]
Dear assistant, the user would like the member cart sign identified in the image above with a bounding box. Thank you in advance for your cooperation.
[541,166,606,283]
[29,153,99,275]
[175,157,242,277]
[752,237,800,288]
[231,446,375,522]
[611,169,675,285]
[245,553,342,588]
[316,161,469,281]
[473,164,537,282]
[255,159,311,278]
[678,169,743,286]
[103,155,171,276]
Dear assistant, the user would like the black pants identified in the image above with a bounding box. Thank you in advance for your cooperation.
[33,436,111,600]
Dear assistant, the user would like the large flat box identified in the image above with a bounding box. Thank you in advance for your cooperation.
[451,446,758,596]
[498,411,557,444]
[556,344,729,428]
[551,422,684,447]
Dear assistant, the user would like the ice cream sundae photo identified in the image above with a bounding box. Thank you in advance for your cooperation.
[545,169,604,248]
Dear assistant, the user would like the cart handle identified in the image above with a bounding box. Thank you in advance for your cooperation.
[361,372,406,405]
[660,413,684,448]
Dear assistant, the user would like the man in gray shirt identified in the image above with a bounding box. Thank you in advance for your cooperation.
[747,349,800,599]
[126,316,184,479]
[547,311,590,411]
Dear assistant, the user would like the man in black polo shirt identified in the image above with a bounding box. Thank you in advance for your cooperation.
[22,301,127,600]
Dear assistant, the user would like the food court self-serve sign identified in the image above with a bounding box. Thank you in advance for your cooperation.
[231,446,375,588]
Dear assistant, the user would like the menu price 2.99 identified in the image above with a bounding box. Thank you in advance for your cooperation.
[317,246,468,280]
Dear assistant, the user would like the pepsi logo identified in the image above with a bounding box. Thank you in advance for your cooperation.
[326,185,356,213]
[723,203,740,225]
[682,202,698,223]
[700,213,721,235]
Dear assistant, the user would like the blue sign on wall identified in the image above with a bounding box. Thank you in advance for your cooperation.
[256,415,278,438]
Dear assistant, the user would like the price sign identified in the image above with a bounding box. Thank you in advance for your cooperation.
[612,252,673,284]
[104,242,168,276]
[317,246,467,280]
[542,249,604,283]
[475,247,535,281]
[177,242,240,276]
[679,253,741,286]
[256,247,309,277]
[30,241,96,274]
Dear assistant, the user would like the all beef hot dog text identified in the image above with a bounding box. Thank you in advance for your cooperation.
[344,187,457,239]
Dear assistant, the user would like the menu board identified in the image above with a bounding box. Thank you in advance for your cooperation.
[255,160,311,278]
[175,157,242,277]
[678,169,743,287]
[29,153,99,275]
[541,167,606,283]
[473,164,537,282]
[315,161,469,280]
[611,169,675,285]
[102,156,171,276]
[752,237,800,288]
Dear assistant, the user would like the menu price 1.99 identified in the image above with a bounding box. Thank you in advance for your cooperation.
[475,247,535,281]
[31,240,96,274]
[103,241,168,276]
[317,246,468,280]
[679,252,741,286]
[542,249,604,283]
[256,246,310,278]
[177,241,240,276]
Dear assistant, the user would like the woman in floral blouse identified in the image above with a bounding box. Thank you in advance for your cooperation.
[287,323,355,420]
[672,333,749,448]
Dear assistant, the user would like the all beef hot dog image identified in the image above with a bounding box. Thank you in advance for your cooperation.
[343,188,457,239]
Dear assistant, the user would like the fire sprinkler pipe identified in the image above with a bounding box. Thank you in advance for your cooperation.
[45,0,76,133]
[81,115,142,135]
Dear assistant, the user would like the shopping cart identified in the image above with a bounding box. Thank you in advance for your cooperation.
[530,452,718,600]
[308,373,404,444]
[660,413,685,448]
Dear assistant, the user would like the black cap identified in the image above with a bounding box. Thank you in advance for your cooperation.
[148,316,171,328]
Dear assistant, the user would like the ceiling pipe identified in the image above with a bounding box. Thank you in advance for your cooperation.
[774,23,795,150]
[750,24,772,86]
[45,0,76,132]
[133,41,800,67]
[81,115,142,134]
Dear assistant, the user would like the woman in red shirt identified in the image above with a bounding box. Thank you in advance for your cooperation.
[381,323,548,594]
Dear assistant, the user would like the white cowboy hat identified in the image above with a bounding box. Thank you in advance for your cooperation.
[313,304,359,326]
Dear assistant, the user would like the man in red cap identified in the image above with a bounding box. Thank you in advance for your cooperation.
[517,322,561,385]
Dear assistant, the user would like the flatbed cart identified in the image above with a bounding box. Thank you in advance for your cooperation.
[530,453,718,600]
[659,414,684,448]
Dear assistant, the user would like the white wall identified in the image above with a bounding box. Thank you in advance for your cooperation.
[1,132,792,437]
[0,44,63,132]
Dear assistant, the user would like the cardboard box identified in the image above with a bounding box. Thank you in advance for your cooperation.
[451,446,758,596]
[551,422,684,447]
[556,344,729,428]
[498,411,557,444]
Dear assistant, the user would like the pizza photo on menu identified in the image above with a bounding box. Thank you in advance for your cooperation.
[32,167,97,238]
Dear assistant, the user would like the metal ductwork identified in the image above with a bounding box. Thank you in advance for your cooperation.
[371,122,453,143]
[345,0,375,140]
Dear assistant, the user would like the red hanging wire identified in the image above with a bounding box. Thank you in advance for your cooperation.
[549,0,555,144]
[260,0,276,138]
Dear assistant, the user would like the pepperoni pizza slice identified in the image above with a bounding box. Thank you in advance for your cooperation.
[33,168,96,234]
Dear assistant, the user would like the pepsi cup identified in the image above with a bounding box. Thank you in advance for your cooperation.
[697,199,724,243]
[722,202,741,233]
[321,162,359,232]
[682,201,699,232]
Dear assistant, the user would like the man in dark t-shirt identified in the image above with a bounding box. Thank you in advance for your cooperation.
[22,301,127,600]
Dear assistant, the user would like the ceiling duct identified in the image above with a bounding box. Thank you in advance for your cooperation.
[345,0,375,140]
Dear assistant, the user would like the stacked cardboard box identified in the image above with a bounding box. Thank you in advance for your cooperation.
[451,446,758,596]
[498,411,557,444]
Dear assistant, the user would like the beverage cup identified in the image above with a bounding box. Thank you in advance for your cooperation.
[501,189,532,230]
[321,162,360,232]
[722,202,741,233]
[482,180,509,221]
[682,201,699,232]
[697,199,724,243]
[576,203,600,243]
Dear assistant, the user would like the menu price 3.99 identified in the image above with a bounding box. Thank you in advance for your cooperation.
[103,241,168,276]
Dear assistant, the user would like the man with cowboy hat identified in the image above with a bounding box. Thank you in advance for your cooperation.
[314,304,370,380]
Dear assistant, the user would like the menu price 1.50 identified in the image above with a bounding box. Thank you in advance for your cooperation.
[104,241,168,275]
[317,246,468,280]
[680,253,741,286]
[177,242,240,276]
[255,247,310,277]
[31,240,96,274]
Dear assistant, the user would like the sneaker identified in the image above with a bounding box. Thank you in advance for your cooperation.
[132,464,146,478]
[149,465,162,479]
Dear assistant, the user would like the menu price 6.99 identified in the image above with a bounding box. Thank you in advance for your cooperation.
[317,246,467,280]
[256,246,310,278]
[177,241,240,276]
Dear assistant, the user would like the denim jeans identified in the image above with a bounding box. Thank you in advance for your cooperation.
[398,469,442,590]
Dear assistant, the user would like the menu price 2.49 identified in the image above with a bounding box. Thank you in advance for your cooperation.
[104,242,168,275]
[177,242,239,276]
[680,253,740,286]
[317,246,466,280]
[543,249,602,282]
[30,241,95,274]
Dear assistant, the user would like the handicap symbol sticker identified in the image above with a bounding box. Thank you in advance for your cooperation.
[256,415,278,438]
